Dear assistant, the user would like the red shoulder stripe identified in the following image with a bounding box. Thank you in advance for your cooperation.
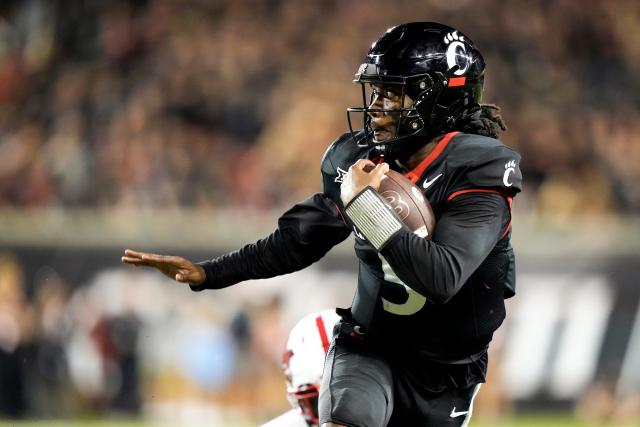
[405,131,459,184]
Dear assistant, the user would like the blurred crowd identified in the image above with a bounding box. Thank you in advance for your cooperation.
[0,0,638,217]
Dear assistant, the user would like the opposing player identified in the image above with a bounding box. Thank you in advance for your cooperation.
[123,22,522,426]
[261,309,340,427]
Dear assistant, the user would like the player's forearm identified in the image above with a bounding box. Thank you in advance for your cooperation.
[191,193,350,291]
[380,232,472,303]
[194,228,320,290]
[380,194,507,303]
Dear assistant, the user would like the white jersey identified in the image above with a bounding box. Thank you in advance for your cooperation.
[260,409,307,427]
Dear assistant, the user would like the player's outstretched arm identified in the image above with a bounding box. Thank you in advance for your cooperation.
[121,249,206,286]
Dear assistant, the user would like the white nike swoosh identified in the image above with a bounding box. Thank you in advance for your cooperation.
[449,407,469,418]
[422,173,443,189]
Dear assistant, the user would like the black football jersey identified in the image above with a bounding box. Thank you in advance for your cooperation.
[321,130,521,360]
[196,131,522,361]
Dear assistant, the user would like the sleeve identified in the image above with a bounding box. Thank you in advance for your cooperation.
[192,193,351,291]
[452,139,523,196]
[379,192,510,304]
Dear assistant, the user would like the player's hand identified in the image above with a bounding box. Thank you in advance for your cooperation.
[121,249,206,286]
[340,159,389,205]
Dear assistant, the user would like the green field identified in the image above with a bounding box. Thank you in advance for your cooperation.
[0,415,636,427]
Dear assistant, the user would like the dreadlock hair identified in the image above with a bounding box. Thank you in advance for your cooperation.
[459,103,508,139]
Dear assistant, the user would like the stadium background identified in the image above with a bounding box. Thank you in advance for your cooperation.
[0,0,639,425]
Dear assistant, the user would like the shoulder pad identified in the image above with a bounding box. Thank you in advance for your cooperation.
[321,131,364,175]
[449,133,523,195]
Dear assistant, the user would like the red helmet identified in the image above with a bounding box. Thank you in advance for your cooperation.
[281,310,340,427]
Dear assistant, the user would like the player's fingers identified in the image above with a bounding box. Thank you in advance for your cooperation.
[176,270,199,282]
[350,159,374,171]
[124,249,147,259]
[362,163,376,173]
[140,253,184,266]
[121,256,151,266]
[124,250,178,266]
[175,268,193,278]
[177,269,205,285]
[125,250,174,264]
[373,162,390,177]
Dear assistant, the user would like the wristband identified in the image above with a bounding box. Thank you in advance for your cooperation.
[345,187,404,250]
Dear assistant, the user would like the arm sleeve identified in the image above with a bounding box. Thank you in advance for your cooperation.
[379,192,509,304]
[192,193,351,291]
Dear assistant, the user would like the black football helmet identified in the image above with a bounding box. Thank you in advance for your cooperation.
[347,22,485,160]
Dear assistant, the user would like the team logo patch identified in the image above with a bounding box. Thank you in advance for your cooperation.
[503,160,517,187]
[335,167,348,183]
[444,31,470,76]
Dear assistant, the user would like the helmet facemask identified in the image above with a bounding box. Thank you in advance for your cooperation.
[347,65,472,161]
[285,383,321,426]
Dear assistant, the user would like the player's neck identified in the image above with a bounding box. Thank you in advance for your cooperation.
[404,135,441,170]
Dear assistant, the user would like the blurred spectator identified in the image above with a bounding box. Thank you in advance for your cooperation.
[66,270,145,415]
[23,267,73,417]
[0,254,34,417]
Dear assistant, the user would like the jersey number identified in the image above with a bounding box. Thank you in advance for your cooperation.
[379,255,427,315]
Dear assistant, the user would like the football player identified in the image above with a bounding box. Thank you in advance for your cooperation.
[261,309,340,427]
[123,22,522,426]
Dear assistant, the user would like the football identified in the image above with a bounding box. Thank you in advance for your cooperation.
[378,170,436,239]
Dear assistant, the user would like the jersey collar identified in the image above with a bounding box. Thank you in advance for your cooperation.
[404,131,459,184]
